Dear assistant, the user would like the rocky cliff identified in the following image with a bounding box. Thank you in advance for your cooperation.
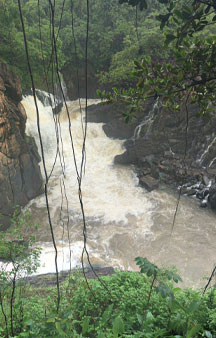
[0,62,43,228]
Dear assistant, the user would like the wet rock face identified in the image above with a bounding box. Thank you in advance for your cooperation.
[88,101,216,209]
[87,101,153,140]
[0,62,43,228]
[0,63,22,102]
[113,103,216,189]
[208,184,216,209]
[139,175,159,192]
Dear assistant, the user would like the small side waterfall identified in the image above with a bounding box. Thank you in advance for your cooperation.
[133,98,161,141]
[209,156,216,168]
[197,134,216,167]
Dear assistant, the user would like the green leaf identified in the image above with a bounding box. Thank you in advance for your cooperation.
[46,317,56,323]
[55,321,65,336]
[165,34,176,45]
[174,10,184,20]
[135,257,158,276]
[188,300,201,313]
[97,332,106,338]
[205,331,213,338]
[156,282,174,300]
[82,317,90,334]
[112,316,124,337]
[173,287,181,293]
[101,304,113,324]
[136,313,143,325]
[146,311,154,323]
[205,5,211,14]
[186,324,201,338]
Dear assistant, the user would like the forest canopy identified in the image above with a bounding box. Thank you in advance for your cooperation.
[1,0,216,114]
[0,0,167,91]
[99,0,216,119]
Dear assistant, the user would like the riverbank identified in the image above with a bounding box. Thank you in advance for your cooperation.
[24,266,115,288]
[87,101,216,210]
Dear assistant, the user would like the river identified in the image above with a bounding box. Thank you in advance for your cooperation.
[22,94,216,288]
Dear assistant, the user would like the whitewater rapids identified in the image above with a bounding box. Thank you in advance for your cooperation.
[22,95,216,287]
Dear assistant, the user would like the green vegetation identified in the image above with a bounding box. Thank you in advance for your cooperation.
[1,0,216,107]
[99,0,216,120]
[0,212,215,338]
[2,1,216,337]
[0,210,40,337]
[0,0,167,91]
[0,224,216,338]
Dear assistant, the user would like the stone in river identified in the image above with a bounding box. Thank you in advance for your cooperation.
[139,175,159,192]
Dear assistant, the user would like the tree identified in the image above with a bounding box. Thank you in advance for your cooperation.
[0,0,170,92]
[0,210,40,337]
[98,0,216,119]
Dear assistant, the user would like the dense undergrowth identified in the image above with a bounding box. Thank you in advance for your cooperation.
[1,250,216,337]
[13,271,216,338]
[0,212,216,337]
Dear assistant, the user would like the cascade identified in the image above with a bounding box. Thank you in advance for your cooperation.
[209,156,216,168]
[35,89,56,107]
[18,91,216,288]
[133,98,161,141]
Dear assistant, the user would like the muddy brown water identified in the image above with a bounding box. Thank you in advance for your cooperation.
[21,96,216,288]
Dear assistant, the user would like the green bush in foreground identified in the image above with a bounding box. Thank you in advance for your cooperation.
[0,210,40,338]
[0,255,216,337]
[0,213,215,337]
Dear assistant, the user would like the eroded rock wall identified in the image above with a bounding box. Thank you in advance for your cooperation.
[115,103,216,184]
[0,62,43,228]
[88,101,216,203]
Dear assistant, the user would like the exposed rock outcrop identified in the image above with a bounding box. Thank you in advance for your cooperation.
[139,175,159,192]
[87,101,152,139]
[0,62,43,228]
[24,266,115,288]
[88,101,216,209]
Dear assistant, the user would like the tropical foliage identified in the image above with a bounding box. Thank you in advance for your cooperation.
[0,251,215,337]
[0,0,166,90]
[99,0,216,119]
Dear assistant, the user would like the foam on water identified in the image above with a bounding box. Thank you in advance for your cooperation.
[22,95,154,273]
[17,94,216,287]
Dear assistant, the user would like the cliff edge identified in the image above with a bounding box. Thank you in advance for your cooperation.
[0,62,43,228]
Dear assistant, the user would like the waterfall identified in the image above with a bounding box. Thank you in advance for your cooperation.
[209,157,216,167]
[22,94,154,274]
[35,89,56,107]
[133,98,161,141]
[14,91,216,288]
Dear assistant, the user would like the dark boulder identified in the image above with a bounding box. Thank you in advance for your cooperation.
[139,175,159,192]
[208,184,216,210]
[24,266,115,288]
